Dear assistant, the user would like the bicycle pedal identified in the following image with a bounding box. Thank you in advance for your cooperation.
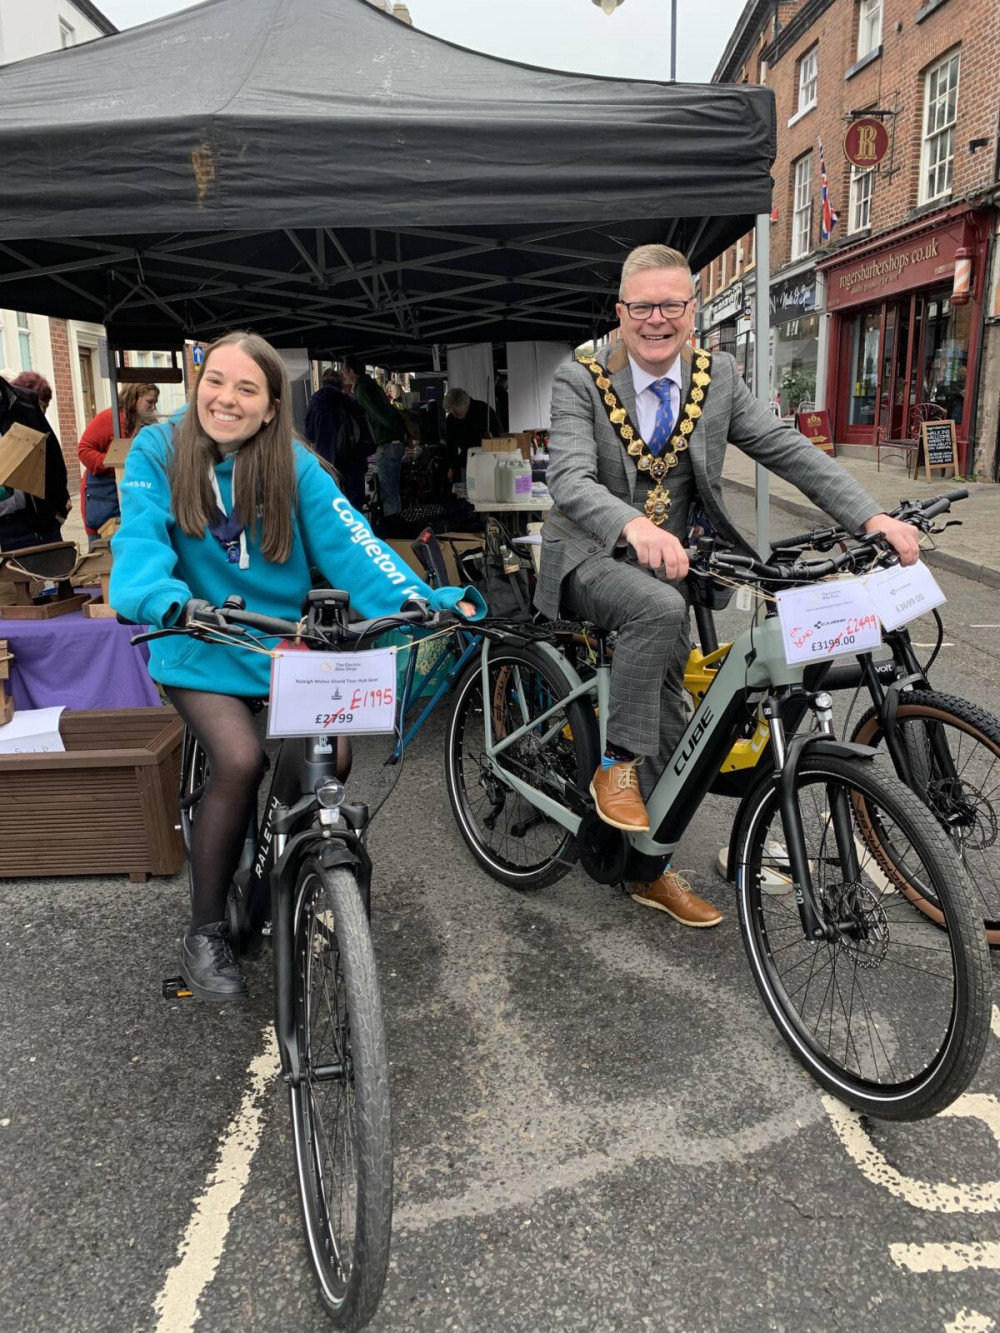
[162,974,194,1000]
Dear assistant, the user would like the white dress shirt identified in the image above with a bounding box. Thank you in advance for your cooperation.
[628,354,682,445]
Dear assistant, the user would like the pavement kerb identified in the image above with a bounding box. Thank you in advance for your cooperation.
[722,474,996,588]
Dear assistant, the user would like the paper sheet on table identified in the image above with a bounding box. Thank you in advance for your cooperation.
[0,704,65,753]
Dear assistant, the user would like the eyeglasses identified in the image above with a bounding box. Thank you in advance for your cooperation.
[620,299,695,320]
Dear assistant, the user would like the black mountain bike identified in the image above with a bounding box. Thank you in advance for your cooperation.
[137,589,441,1331]
[763,489,1000,943]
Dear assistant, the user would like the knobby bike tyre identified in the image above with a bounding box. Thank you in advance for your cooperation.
[733,754,990,1121]
[445,643,599,890]
[851,690,1000,942]
[290,860,392,1329]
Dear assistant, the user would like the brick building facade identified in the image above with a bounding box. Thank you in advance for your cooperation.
[700,0,1000,478]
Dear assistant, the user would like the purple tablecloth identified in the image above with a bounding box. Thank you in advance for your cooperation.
[2,608,162,710]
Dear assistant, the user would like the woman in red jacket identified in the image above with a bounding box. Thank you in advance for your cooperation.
[77,383,160,535]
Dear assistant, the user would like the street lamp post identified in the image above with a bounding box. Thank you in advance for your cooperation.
[590,0,678,81]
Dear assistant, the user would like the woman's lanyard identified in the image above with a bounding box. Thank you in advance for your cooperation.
[208,468,250,569]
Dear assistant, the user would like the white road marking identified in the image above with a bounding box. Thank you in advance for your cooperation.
[992,1004,1000,1040]
[944,1311,996,1333]
[910,642,953,648]
[969,625,1000,629]
[152,1026,280,1333]
[890,1243,1000,1273]
[822,1094,1000,1213]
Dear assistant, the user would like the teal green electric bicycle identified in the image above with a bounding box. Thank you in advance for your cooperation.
[444,534,992,1121]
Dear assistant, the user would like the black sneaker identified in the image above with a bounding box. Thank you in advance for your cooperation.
[179,922,249,1003]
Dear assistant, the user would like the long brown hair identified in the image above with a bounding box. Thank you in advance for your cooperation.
[170,331,298,563]
[120,380,159,435]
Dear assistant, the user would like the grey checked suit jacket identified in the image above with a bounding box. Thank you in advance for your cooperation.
[535,340,883,620]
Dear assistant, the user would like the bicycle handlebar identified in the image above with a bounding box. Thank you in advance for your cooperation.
[770,489,968,555]
[130,597,442,650]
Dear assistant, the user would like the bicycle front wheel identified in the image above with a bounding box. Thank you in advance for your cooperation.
[734,754,991,1121]
[852,690,1000,942]
[290,860,392,1329]
[445,643,599,889]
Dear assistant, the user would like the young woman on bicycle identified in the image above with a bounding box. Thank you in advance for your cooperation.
[110,331,483,1001]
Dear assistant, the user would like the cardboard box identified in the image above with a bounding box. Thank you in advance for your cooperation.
[0,422,47,498]
[481,435,521,454]
[103,436,133,469]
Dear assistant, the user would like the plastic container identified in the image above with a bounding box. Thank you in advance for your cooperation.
[466,448,499,503]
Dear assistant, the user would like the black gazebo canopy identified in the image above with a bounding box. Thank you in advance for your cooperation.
[0,0,775,366]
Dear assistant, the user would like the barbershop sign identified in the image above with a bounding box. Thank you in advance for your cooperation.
[824,226,957,310]
[708,282,743,326]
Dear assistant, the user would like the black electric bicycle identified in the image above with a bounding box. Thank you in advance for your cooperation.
[761,489,1000,943]
[445,535,992,1120]
[137,589,442,1331]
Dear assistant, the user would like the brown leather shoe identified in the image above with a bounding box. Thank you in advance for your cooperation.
[589,760,650,832]
[630,871,723,927]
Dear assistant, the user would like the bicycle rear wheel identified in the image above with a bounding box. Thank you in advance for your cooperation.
[290,859,392,1329]
[445,643,599,889]
[851,690,1000,942]
[734,754,990,1121]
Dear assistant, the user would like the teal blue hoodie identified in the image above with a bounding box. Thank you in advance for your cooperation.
[110,419,484,697]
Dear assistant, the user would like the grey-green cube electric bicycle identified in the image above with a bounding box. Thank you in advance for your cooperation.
[445,538,992,1121]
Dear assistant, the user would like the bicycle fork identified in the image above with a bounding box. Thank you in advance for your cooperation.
[766,691,868,944]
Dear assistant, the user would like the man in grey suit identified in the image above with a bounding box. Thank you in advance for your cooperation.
[536,244,919,927]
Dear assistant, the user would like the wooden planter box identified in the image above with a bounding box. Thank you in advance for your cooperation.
[0,708,184,882]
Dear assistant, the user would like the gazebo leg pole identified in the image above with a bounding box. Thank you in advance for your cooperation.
[753,211,771,557]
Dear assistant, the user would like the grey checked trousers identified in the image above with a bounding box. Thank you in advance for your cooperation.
[563,553,691,799]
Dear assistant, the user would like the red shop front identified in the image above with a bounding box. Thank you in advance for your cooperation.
[818,205,991,474]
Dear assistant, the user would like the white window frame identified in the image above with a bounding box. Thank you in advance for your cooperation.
[792,154,813,261]
[59,17,76,48]
[798,47,818,114]
[857,0,882,60]
[15,311,32,371]
[848,165,874,233]
[920,50,960,205]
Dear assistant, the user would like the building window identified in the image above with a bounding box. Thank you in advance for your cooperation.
[59,17,76,47]
[16,312,32,370]
[857,0,882,60]
[921,50,960,204]
[792,154,813,261]
[797,46,818,114]
[848,166,874,233]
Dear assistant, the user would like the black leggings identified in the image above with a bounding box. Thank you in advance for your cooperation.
[166,688,265,931]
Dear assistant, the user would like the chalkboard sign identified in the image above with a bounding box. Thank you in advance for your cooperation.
[917,420,957,480]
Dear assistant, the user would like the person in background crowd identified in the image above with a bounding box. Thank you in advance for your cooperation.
[493,372,509,433]
[340,355,408,521]
[109,330,483,1001]
[305,367,373,511]
[442,387,502,480]
[77,382,159,536]
[0,369,70,551]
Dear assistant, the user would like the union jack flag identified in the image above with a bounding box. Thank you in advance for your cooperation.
[819,141,839,241]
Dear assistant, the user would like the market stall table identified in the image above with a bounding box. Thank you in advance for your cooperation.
[2,606,161,711]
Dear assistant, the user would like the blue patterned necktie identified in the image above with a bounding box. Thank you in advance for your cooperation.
[647,378,676,457]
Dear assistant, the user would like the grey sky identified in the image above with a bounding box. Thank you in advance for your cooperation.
[97,0,746,83]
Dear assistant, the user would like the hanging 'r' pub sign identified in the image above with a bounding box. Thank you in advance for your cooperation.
[844,117,890,169]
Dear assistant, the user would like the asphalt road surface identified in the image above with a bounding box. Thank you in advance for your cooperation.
[3,486,999,1333]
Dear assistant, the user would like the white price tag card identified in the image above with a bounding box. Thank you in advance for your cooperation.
[776,578,882,665]
[268,648,396,737]
[862,560,946,631]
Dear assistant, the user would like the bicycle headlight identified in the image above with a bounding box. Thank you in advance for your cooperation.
[315,778,346,809]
